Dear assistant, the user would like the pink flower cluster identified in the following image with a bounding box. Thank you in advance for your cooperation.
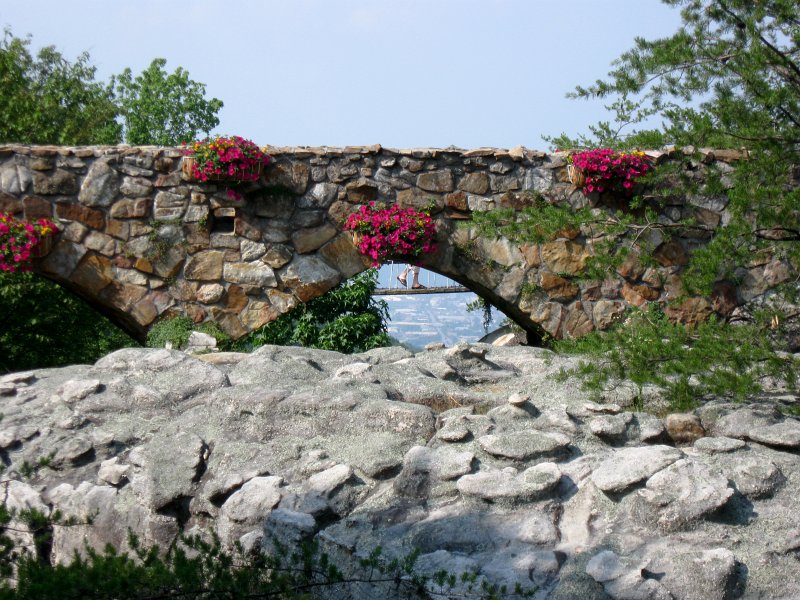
[0,212,59,273]
[182,135,272,200]
[570,148,653,194]
[343,203,437,266]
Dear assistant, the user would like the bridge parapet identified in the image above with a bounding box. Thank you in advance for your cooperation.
[0,144,784,343]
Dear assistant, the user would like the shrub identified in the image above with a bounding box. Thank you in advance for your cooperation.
[146,316,231,351]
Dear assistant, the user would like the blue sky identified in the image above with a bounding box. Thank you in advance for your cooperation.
[2,1,683,149]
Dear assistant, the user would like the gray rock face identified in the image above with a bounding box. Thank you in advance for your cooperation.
[478,430,571,461]
[591,445,684,493]
[639,458,734,529]
[0,345,798,599]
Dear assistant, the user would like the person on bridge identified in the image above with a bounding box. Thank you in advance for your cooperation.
[397,264,425,289]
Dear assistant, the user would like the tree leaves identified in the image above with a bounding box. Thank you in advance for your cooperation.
[112,58,223,145]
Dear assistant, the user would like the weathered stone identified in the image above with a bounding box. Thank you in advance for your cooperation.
[639,458,733,529]
[0,160,32,195]
[490,174,521,192]
[417,170,454,192]
[279,256,341,302]
[664,297,712,326]
[0,192,23,214]
[621,282,660,306]
[33,169,78,195]
[239,301,278,331]
[223,262,277,288]
[653,239,689,266]
[291,223,337,254]
[748,420,800,448]
[540,272,579,300]
[592,445,684,493]
[457,463,561,502]
[478,431,570,461]
[319,234,373,278]
[589,413,632,440]
[224,284,249,312]
[540,240,588,275]
[119,176,152,197]
[196,283,225,304]
[269,161,310,195]
[344,179,379,204]
[110,198,150,219]
[725,456,785,499]
[519,243,540,267]
[22,195,54,220]
[71,254,113,295]
[307,183,339,207]
[563,302,594,338]
[457,172,489,195]
[97,458,130,486]
[665,413,705,445]
[130,297,159,326]
[184,251,225,281]
[262,244,294,269]
[525,302,562,338]
[84,231,116,256]
[79,161,118,207]
[693,436,746,454]
[592,300,626,330]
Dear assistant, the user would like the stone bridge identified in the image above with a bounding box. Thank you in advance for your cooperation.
[0,143,786,344]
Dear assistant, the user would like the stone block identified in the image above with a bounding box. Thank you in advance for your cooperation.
[184,251,225,281]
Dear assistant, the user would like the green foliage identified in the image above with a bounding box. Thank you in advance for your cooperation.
[0,273,137,373]
[554,305,797,412]
[112,58,223,145]
[551,0,800,290]
[0,530,536,600]
[236,269,392,354]
[466,296,495,333]
[0,30,223,371]
[0,29,120,145]
[146,316,231,351]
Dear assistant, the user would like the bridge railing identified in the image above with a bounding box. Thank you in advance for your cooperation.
[374,263,468,295]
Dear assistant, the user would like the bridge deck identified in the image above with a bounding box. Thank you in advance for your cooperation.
[373,285,470,295]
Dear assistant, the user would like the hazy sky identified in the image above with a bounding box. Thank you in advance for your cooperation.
[1,1,683,149]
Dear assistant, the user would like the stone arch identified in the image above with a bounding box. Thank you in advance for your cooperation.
[0,143,775,345]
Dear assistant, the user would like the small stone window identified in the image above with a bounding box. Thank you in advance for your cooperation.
[212,207,236,234]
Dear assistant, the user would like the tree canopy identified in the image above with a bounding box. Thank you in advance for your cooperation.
[546,0,800,292]
[0,29,119,145]
[113,58,223,145]
[0,30,225,372]
[0,29,223,147]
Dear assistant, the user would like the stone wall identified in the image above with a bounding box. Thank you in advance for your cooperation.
[0,143,791,342]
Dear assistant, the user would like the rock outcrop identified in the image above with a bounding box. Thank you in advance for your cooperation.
[1,343,799,599]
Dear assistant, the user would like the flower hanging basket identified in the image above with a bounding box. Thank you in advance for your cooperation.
[182,156,263,182]
[30,232,56,258]
[343,203,437,266]
[567,164,586,188]
[348,231,363,248]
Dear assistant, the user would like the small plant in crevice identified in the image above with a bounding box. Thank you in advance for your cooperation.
[146,316,231,351]
[552,304,798,412]
[144,219,185,265]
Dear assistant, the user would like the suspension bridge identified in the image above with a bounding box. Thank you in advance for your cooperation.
[373,264,470,295]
